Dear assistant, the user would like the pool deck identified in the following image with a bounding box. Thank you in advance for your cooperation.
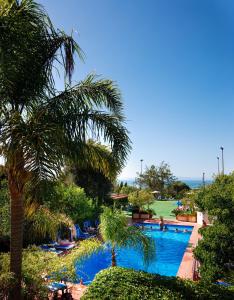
[48,282,87,300]
[140,218,201,280]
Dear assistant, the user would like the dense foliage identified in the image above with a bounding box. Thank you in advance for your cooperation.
[0,0,130,297]
[136,162,176,198]
[40,181,95,225]
[0,239,101,299]
[116,184,138,195]
[82,267,234,300]
[0,178,94,246]
[194,174,234,282]
[128,190,154,211]
[71,168,113,206]
[66,142,122,206]
[167,181,190,199]
[0,178,10,237]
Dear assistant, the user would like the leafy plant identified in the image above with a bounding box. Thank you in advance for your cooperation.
[99,208,155,267]
[194,174,234,282]
[128,190,154,211]
[0,0,130,296]
[81,267,234,300]
[0,239,102,299]
[136,162,176,198]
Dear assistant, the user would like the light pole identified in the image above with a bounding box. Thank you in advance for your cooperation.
[220,146,224,174]
[217,156,220,175]
[140,159,143,175]
[202,172,205,187]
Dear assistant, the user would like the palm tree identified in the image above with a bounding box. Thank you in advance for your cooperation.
[67,140,121,207]
[99,208,155,267]
[0,1,130,298]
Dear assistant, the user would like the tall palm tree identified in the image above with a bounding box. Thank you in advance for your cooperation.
[0,1,130,298]
[99,208,155,267]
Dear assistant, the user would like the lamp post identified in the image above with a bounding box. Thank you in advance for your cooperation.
[220,147,224,174]
[202,172,205,187]
[140,159,143,175]
[217,156,220,175]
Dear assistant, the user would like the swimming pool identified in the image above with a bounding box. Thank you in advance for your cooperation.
[76,224,193,284]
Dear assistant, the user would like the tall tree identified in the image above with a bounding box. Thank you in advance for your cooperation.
[68,141,120,207]
[99,208,155,267]
[136,162,176,197]
[0,1,130,298]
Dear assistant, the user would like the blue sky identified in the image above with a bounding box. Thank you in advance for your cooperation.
[39,0,234,180]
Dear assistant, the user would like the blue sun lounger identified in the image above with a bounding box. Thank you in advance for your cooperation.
[75,224,96,239]
[54,244,75,251]
[40,245,63,255]
[47,282,68,295]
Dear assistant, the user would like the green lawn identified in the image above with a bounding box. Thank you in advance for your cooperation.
[124,200,177,220]
[147,200,177,220]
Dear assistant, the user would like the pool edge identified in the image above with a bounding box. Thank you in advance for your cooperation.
[176,222,201,280]
[132,218,201,280]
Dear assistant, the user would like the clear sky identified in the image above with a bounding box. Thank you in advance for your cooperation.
[38,0,234,180]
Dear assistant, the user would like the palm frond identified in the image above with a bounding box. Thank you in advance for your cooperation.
[99,208,156,267]
[68,140,121,179]
[25,206,73,241]
[10,75,131,183]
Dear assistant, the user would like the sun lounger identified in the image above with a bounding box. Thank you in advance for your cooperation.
[40,245,64,255]
[54,244,75,250]
[75,224,96,239]
[47,281,68,295]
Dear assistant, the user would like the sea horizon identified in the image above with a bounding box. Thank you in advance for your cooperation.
[118,177,213,189]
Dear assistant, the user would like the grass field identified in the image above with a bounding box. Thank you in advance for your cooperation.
[147,200,177,220]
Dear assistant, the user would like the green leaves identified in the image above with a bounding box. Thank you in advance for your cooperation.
[194,174,234,282]
[82,267,234,300]
[0,0,131,185]
[0,239,102,299]
[128,190,154,210]
[99,208,156,267]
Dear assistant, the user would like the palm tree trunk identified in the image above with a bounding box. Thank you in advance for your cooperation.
[8,168,24,300]
[111,246,117,267]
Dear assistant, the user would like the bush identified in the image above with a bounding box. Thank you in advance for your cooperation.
[0,272,15,300]
[81,267,234,300]
[171,207,196,216]
[194,174,234,281]
[0,239,102,299]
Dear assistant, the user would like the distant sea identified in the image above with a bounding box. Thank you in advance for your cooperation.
[118,178,213,189]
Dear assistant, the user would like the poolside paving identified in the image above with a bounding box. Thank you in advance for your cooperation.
[48,283,87,300]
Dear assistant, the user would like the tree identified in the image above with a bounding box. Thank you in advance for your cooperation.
[0,1,130,298]
[194,174,234,282]
[68,141,120,207]
[99,208,155,267]
[43,182,95,225]
[128,190,154,210]
[136,162,176,198]
[167,181,190,199]
[0,178,75,248]
[118,184,138,195]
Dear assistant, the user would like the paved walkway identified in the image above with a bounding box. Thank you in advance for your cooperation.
[48,283,87,300]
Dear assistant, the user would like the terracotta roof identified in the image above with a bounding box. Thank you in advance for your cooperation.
[111,193,128,200]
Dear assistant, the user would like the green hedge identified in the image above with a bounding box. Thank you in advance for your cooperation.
[81,267,234,300]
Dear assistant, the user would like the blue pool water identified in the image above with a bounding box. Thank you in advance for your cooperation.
[76,224,193,284]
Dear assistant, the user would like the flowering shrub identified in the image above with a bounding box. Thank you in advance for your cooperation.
[172,206,195,216]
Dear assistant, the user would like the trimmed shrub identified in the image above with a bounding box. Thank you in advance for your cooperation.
[82,267,234,300]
